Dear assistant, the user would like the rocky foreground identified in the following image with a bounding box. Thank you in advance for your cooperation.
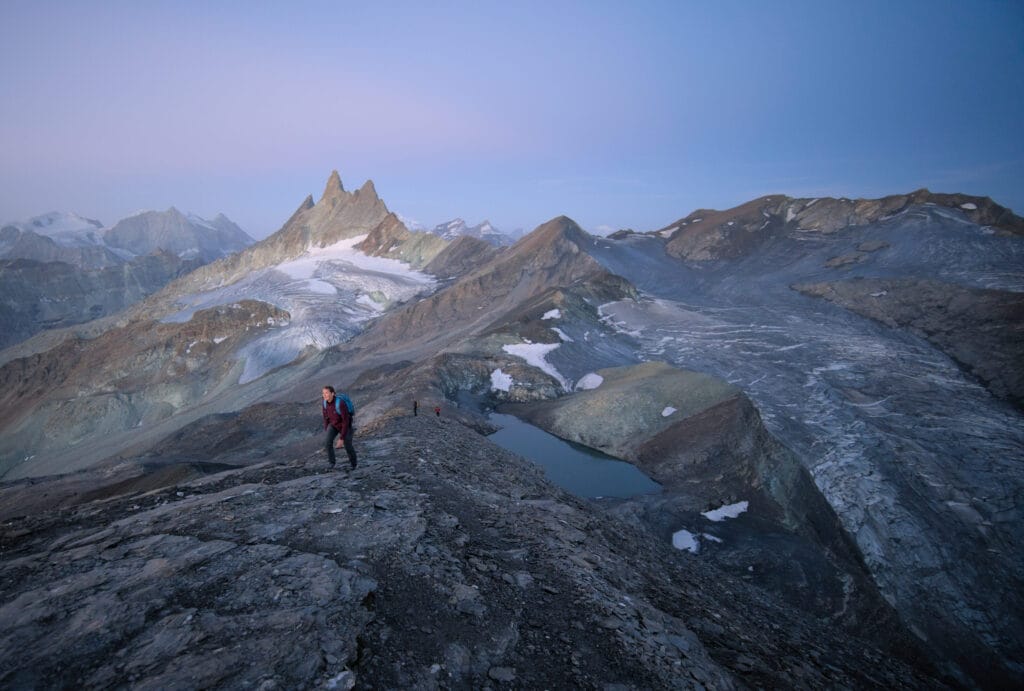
[0,414,942,689]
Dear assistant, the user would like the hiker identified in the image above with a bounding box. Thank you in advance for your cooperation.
[434,405,441,417]
[322,385,357,469]
[413,400,418,416]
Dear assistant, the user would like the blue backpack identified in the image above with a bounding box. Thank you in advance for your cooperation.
[323,393,355,417]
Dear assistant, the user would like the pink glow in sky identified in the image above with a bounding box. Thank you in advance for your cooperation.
[2,1,1023,238]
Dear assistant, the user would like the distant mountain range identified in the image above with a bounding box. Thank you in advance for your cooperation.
[0,208,254,349]
[0,170,1022,687]
[400,214,524,246]
[1,208,253,268]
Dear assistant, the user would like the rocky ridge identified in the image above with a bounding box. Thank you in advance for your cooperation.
[428,218,516,246]
[0,208,253,351]
[0,414,942,689]
[641,189,1023,262]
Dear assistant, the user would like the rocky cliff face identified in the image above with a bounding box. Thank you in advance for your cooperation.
[354,212,449,269]
[163,173,395,294]
[0,251,203,350]
[423,235,501,279]
[0,414,942,689]
[0,300,290,479]
[502,362,910,650]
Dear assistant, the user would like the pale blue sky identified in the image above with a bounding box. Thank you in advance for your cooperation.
[2,0,1022,237]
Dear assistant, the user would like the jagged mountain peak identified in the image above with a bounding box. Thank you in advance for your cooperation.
[321,169,346,202]
[356,179,378,199]
[517,215,589,250]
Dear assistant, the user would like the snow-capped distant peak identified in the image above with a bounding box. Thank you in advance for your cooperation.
[187,213,217,231]
[396,213,426,232]
[10,212,106,247]
[427,217,516,246]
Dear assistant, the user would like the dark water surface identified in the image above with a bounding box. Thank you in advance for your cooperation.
[487,413,661,499]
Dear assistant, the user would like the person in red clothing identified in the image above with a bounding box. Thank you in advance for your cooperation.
[322,385,357,469]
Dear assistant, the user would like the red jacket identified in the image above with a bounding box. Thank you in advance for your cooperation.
[323,397,351,437]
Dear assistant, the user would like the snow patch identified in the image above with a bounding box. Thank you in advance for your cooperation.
[662,406,677,417]
[576,373,604,390]
[552,327,573,342]
[542,308,561,320]
[502,342,569,390]
[702,501,749,522]
[672,529,700,553]
[960,202,977,210]
[490,368,513,392]
[305,279,337,295]
[213,336,227,344]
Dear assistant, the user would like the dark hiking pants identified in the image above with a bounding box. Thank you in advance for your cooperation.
[325,425,357,467]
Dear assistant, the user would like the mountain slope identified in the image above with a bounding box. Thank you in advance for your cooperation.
[103,208,253,262]
[2,177,1021,686]
[588,194,1024,686]
[648,189,1023,262]
[0,207,253,350]
[0,414,942,689]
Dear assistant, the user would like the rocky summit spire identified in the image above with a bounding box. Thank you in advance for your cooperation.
[356,179,378,199]
[321,170,346,205]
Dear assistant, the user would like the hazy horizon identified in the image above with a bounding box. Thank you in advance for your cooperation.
[2,1,1023,240]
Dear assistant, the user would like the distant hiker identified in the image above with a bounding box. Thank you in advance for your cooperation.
[413,400,419,416]
[322,385,357,469]
[434,405,441,417]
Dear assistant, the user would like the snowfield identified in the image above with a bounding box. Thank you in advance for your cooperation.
[702,501,749,522]
[163,235,437,384]
[490,368,513,392]
[502,342,570,390]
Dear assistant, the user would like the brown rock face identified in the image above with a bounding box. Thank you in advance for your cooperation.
[354,213,448,269]
[424,235,500,279]
[346,216,618,359]
[660,190,1024,261]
